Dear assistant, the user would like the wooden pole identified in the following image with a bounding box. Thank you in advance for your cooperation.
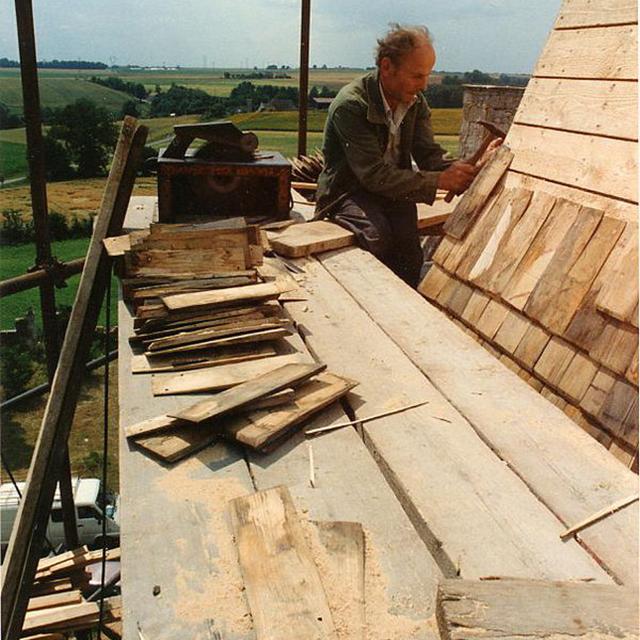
[297,0,311,157]
[0,116,148,640]
[14,0,78,551]
[0,258,85,298]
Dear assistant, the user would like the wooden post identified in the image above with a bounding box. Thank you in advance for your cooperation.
[0,116,148,640]
[297,0,311,157]
[14,0,79,550]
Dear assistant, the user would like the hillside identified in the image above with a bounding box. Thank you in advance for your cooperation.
[0,75,133,114]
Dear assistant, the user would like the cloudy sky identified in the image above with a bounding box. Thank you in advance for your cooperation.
[1,0,562,74]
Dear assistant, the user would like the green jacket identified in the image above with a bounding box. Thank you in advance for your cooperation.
[315,71,450,218]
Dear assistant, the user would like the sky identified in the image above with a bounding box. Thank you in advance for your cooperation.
[0,0,562,74]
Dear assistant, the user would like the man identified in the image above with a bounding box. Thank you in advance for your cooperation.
[315,24,478,287]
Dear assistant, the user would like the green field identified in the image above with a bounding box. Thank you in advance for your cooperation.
[0,67,365,98]
[0,75,134,115]
[0,141,28,178]
[0,237,118,330]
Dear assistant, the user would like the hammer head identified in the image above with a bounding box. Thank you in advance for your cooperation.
[476,119,507,139]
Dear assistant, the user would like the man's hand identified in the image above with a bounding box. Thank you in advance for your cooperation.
[437,161,478,194]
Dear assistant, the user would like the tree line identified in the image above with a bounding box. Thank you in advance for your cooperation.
[0,57,108,69]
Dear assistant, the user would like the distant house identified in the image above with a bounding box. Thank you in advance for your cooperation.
[311,97,334,110]
[258,98,297,112]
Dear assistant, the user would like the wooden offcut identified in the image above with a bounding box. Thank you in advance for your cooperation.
[162,279,295,312]
[228,486,336,640]
[268,220,354,258]
[151,353,311,395]
[436,578,639,640]
[223,372,357,451]
[171,362,326,423]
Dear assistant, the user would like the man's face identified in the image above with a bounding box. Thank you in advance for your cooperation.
[380,43,436,108]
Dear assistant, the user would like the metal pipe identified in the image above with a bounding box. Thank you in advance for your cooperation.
[0,258,85,298]
[297,0,311,157]
[0,350,118,412]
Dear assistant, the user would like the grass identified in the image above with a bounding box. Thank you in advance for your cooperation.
[0,237,119,330]
[0,361,120,491]
[0,141,28,178]
[0,76,134,115]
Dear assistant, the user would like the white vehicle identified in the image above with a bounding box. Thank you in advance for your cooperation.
[0,478,119,554]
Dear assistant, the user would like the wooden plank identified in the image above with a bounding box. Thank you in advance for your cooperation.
[589,321,637,374]
[23,602,100,633]
[504,171,637,224]
[512,323,551,369]
[124,247,248,274]
[557,351,598,403]
[524,206,603,325]
[268,220,354,258]
[493,310,529,355]
[118,299,256,639]
[416,199,454,230]
[289,254,609,582]
[533,25,637,80]
[436,578,639,640]
[144,327,291,356]
[580,369,617,418]
[507,124,638,203]
[417,265,449,301]
[555,0,638,28]
[320,247,638,587]
[467,188,535,289]
[310,522,365,640]
[103,234,131,257]
[540,216,625,334]
[128,275,257,301]
[515,78,638,140]
[443,145,514,240]
[534,339,577,388]
[565,222,638,349]
[151,353,311,395]
[627,347,638,385]
[146,318,290,352]
[228,486,336,640]
[171,362,326,423]
[223,372,357,451]
[27,591,82,612]
[596,223,638,323]
[502,198,582,310]
[460,291,491,326]
[599,379,639,447]
[1,118,148,640]
[36,548,89,573]
[475,300,510,340]
[130,344,277,374]
[453,188,514,280]
[162,279,295,312]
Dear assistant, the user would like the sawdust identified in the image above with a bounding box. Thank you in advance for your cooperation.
[154,450,254,637]
[299,518,435,640]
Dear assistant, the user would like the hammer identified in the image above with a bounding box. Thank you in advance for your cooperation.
[444,120,507,202]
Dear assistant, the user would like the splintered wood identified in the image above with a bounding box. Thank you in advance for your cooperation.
[229,486,351,640]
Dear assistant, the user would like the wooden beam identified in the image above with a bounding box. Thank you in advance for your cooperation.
[436,578,639,640]
[0,117,148,640]
[555,0,638,29]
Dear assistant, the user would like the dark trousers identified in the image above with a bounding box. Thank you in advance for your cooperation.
[332,190,423,288]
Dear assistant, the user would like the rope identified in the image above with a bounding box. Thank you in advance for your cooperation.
[97,269,112,639]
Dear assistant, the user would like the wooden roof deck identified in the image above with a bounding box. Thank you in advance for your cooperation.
[117,199,637,639]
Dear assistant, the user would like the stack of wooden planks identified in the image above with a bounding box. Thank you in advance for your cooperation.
[418,0,638,468]
[116,219,357,462]
[22,547,122,638]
